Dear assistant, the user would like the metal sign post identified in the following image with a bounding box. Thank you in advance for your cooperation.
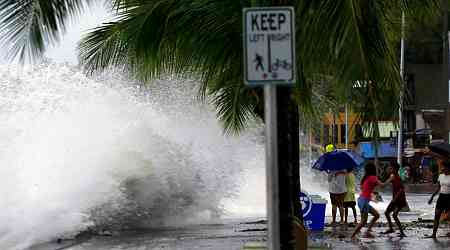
[243,7,295,250]
[264,84,280,250]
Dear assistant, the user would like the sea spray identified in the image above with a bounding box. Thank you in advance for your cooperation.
[0,63,264,249]
[0,62,327,250]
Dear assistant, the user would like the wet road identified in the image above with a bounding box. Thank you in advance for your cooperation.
[28,220,266,250]
[27,194,450,250]
[29,219,450,250]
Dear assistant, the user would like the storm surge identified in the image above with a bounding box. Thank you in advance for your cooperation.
[0,63,265,249]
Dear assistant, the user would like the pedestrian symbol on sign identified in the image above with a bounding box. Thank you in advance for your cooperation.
[254,53,264,71]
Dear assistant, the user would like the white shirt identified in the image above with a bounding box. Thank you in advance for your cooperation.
[439,174,450,194]
[328,171,347,194]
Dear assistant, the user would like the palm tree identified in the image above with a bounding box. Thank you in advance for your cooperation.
[0,0,441,249]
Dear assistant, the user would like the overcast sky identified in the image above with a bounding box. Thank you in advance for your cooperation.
[44,3,110,64]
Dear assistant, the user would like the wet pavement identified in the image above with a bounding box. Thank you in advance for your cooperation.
[27,220,267,250]
[28,220,450,250]
[27,194,450,250]
[310,223,450,250]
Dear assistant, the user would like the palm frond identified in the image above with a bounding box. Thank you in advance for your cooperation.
[0,0,90,62]
[80,0,259,132]
[213,83,257,134]
[295,0,404,127]
[79,0,441,133]
[78,20,130,73]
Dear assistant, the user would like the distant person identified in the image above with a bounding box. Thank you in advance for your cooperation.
[351,163,387,239]
[344,167,357,225]
[328,169,347,225]
[427,160,450,238]
[382,161,407,237]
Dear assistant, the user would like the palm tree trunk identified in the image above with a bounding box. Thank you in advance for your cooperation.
[442,0,449,143]
[269,1,302,249]
[276,86,301,250]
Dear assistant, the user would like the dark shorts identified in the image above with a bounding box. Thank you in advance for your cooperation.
[386,197,407,212]
[386,200,407,212]
[344,201,356,208]
[330,193,345,207]
[436,193,450,211]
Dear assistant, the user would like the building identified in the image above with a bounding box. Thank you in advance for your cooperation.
[402,10,449,144]
[314,110,397,150]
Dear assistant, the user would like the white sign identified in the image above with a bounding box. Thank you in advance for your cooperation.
[243,7,295,85]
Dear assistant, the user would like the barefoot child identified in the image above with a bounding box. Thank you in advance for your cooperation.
[382,161,407,237]
[344,167,357,225]
[351,163,386,239]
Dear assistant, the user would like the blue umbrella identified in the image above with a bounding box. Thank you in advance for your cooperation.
[312,150,365,172]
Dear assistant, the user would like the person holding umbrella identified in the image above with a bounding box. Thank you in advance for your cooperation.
[328,169,347,225]
[427,160,450,238]
[312,149,364,226]
[420,143,450,238]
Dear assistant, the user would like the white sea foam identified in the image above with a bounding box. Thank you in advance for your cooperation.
[0,63,265,249]
[0,62,329,250]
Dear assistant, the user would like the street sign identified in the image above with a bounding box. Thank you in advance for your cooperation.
[243,7,295,85]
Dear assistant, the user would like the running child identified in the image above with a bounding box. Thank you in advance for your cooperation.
[351,163,386,239]
[382,161,407,237]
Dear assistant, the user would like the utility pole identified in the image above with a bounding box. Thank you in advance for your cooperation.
[443,0,449,143]
[345,104,349,149]
[397,12,405,165]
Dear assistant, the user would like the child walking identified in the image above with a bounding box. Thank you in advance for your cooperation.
[382,161,407,237]
[351,163,386,239]
[427,160,450,238]
[344,167,357,225]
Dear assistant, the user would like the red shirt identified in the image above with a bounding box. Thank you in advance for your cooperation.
[391,174,404,198]
[360,176,379,199]
[391,174,407,205]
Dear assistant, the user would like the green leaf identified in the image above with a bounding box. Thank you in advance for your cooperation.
[0,0,91,62]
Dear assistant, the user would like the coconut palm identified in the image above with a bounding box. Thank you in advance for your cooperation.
[0,0,441,130]
[0,0,93,62]
[0,0,442,249]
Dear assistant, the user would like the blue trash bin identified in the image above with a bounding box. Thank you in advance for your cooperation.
[300,191,328,231]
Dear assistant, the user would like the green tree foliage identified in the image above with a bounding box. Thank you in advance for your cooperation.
[0,0,441,131]
[0,0,92,62]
